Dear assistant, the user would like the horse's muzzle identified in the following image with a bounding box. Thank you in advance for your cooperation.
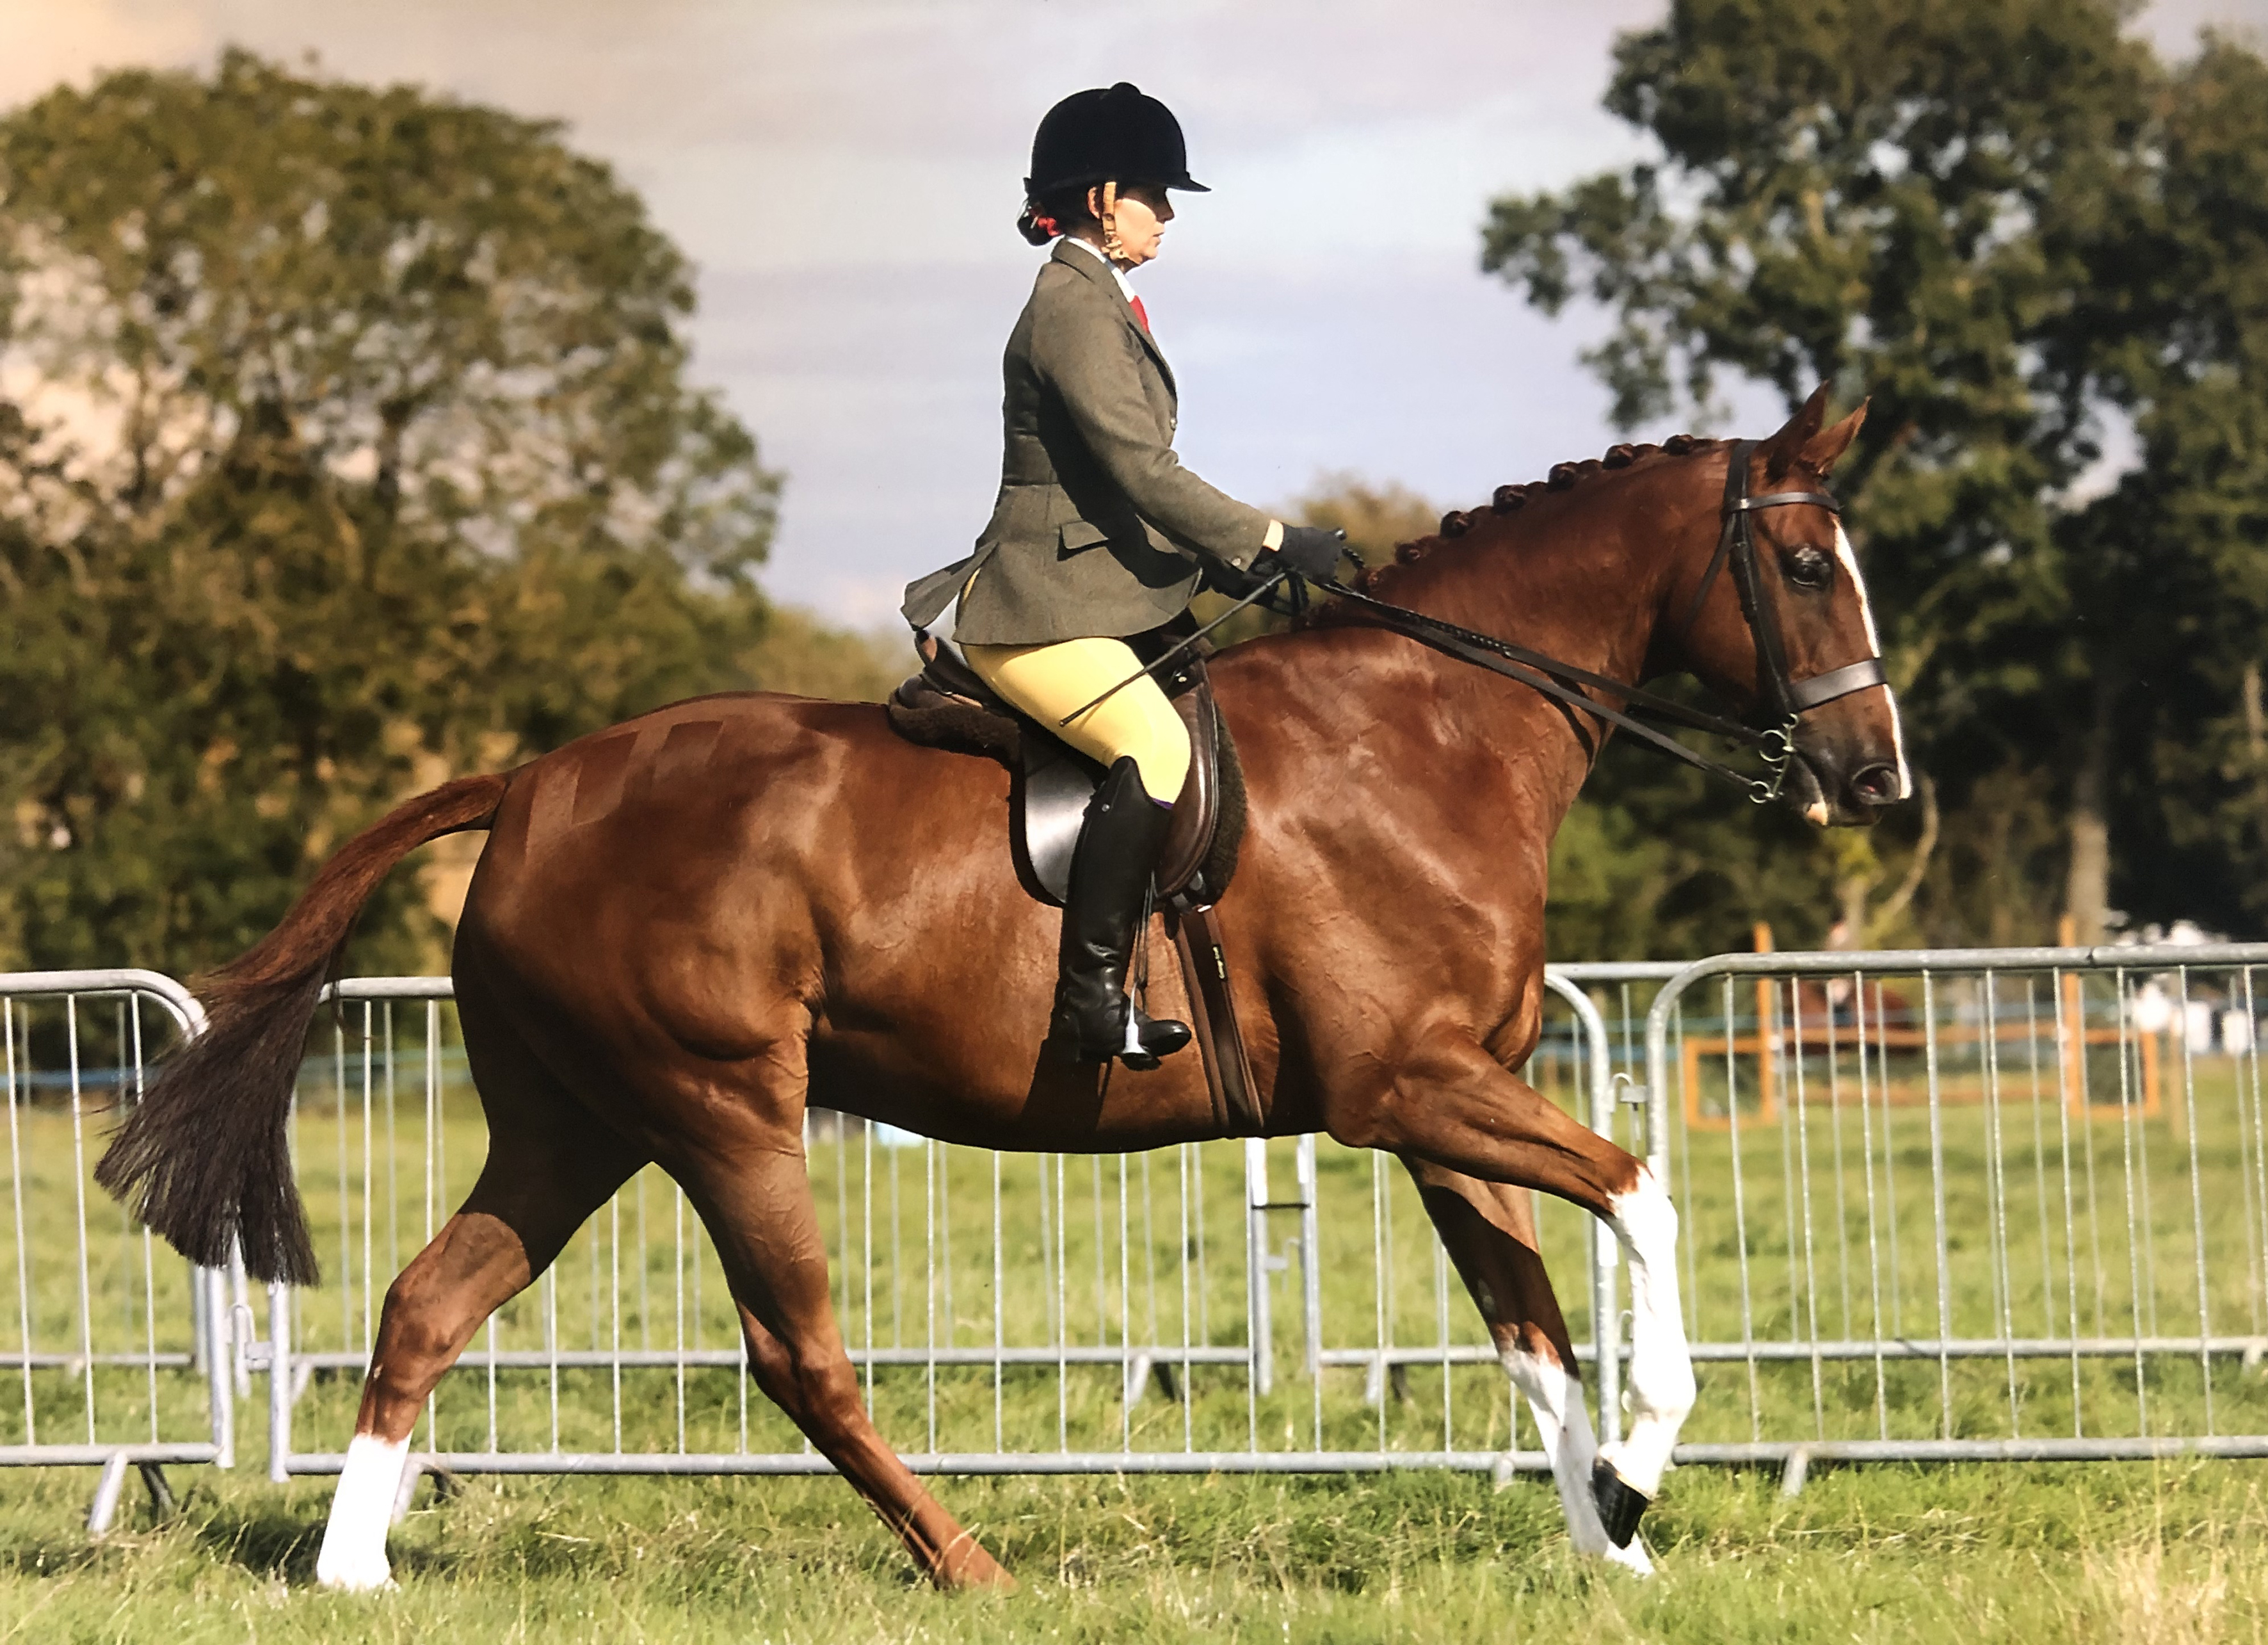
[1788,747,1902,827]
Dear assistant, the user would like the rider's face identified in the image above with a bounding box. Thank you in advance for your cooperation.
[1090,182,1173,266]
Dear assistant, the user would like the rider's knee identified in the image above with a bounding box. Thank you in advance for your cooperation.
[1129,701,1190,800]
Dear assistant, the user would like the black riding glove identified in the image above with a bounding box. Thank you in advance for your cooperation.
[1257,525,1347,584]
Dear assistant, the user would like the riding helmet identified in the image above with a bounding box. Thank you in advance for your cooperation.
[1024,83,1208,202]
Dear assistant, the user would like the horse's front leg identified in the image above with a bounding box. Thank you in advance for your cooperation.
[1401,1158,1653,1575]
[1326,1026,1695,1546]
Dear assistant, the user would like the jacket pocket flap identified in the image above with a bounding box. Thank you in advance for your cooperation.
[1057,519,1111,556]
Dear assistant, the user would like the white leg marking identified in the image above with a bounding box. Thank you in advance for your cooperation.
[315,1432,410,1592]
[1598,1168,1696,1500]
[390,1450,424,1527]
[1503,1347,1654,1576]
[1832,521,1911,798]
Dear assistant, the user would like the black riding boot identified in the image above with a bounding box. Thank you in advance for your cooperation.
[1051,758,1193,1069]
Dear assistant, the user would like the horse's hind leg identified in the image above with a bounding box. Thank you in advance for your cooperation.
[1403,1157,1653,1576]
[675,1119,1011,1591]
[314,1058,643,1591]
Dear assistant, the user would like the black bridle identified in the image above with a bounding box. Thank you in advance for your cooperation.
[1315,439,1888,806]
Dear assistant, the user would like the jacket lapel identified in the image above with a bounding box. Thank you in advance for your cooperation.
[1050,240,1177,402]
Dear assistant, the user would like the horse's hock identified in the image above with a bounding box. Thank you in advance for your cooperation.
[11,944,2268,1532]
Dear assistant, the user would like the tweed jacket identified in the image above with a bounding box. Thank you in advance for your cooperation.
[902,239,1271,645]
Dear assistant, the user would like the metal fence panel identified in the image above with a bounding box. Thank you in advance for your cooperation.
[18,942,2268,1519]
[0,971,232,1530]
[1640,944,2268,1473]
[240,944,2268,1489]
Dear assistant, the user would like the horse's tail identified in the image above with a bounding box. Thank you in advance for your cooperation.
[96,772,510,1286]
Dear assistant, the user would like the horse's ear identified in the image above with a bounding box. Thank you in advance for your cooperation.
[1757,383,1834,482]
[1758,384,1868,481]
[1802,399,1868,478]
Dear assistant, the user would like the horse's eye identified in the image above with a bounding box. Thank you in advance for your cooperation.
[1785,546,1835,591]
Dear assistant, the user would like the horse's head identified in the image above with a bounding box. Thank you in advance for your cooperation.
[1667,387,1910,827]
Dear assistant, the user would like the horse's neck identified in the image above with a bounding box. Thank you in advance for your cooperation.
[1312,476,1699,824]
[1395,500,1675,688]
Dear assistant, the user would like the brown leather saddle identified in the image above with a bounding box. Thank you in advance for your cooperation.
[887,625,1245,907]
[886,626,1264,1131]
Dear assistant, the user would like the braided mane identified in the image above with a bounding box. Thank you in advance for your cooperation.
[1319,432,1723,614]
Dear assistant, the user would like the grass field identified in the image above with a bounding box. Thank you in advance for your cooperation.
[4,984,2268,1639]
[0,1451,2263,1641]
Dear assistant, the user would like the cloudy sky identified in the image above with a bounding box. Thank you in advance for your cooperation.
[4,0,2262,623]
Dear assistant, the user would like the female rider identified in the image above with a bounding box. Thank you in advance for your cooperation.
[902,83,1343,1071]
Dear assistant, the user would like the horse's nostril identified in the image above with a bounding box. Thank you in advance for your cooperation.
[1849,763,1899,806]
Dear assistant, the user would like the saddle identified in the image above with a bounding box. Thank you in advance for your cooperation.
[886,628,1264,1131]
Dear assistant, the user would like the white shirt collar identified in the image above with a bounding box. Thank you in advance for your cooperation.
[1059,235,1134,302]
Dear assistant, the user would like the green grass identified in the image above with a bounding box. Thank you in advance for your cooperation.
[2,1456,2265,1641]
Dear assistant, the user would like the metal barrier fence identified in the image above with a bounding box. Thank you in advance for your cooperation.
[0,971,234,1530]
[11,944,2268,1517]
[1637,944,2268,1481]
[255,971,1621,1483]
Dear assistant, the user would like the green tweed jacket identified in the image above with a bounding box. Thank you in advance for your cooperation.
[902,239,1271,646]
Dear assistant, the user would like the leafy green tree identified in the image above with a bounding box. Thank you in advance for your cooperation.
[0,51,794,975]
[1483,0,2266,948]
[1289,474,1442,568]
[2076,38,2268,933]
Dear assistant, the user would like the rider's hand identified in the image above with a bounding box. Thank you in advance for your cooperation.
[1259,525,1346,583]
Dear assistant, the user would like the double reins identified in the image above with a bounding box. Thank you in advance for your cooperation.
[1059,440,1888,805]
[1320,439,1886,806]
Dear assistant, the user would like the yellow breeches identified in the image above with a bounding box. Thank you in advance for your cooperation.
[962,636,1191,802]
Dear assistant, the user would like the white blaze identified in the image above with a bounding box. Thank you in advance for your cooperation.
[1831,521,1911,798]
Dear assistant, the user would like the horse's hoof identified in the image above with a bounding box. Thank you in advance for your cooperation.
[933,1536,1017,1592]
[1591,1457,1651,1549]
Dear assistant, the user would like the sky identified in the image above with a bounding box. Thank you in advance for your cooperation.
[4,0,2264,625]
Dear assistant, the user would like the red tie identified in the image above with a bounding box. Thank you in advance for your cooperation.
[1130,295,1150,334]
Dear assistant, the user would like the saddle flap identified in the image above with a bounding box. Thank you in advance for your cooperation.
[1154,683,1219,899]
[1017,654,1228,909]
[1020,739,1105,905]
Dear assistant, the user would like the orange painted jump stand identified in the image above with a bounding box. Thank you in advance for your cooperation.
[1753,921,1779,1124]
[2053,915,2160,1119]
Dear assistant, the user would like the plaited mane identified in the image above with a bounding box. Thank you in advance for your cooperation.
[1314,433,1719,617]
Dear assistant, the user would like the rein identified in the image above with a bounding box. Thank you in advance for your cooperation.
[1321,439,1885,806]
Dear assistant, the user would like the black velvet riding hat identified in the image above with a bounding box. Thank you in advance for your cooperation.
[1024,82,1207,200]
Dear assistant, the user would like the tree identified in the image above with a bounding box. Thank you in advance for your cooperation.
[2077,38,2268,933]
[1482,0,2267,946]
[1288,473,1443,569]
[0,52,793,975]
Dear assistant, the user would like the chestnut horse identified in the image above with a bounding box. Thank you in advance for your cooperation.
[100,389,1906,1588]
